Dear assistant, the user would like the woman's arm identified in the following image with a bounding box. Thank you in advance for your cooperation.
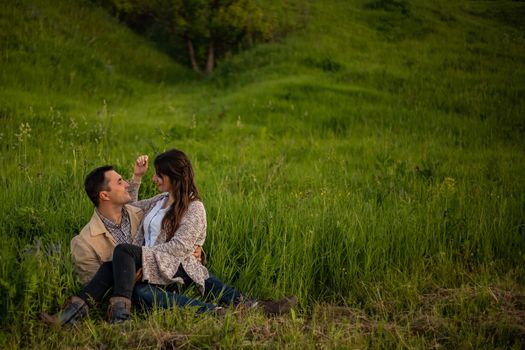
[127,154,168,212]
[128,155,149,202]
[130,193,167,212]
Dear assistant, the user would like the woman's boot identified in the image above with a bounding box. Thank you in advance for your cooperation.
[107,296,131,324]
[41,296,88,326]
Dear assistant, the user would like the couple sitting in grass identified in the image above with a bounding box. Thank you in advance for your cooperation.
[42,148,296,326]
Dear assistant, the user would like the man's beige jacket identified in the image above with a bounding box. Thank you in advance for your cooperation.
[70,205,143,284]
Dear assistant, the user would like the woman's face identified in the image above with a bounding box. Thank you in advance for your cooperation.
[152,172,172,193]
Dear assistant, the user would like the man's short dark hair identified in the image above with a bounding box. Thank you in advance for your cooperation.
[84,165,113,207]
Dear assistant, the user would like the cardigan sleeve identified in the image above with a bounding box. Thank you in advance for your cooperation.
[142,201,206,257]
[127,178,141,202]
[130,193,167,213]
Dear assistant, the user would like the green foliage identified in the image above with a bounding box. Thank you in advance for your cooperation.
[1,0,525,348]
[109,0,306,72]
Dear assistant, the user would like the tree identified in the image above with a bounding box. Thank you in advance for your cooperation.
[111,0,275,74]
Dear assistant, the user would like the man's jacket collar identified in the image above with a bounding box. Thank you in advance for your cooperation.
[88,205,142,237]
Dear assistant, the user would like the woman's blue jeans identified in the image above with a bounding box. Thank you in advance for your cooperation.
[132,271,244,314]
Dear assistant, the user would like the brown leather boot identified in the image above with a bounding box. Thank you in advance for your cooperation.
[107,296,131,324]
[41,296,88,327]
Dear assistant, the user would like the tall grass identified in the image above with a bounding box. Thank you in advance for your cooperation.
[1,0,524,348]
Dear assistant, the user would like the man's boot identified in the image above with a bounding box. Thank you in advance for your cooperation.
[41,296,88,327]
[258,296,298,315]
[107,296,131,324]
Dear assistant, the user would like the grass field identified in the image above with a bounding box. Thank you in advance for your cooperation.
[1,0,525,348]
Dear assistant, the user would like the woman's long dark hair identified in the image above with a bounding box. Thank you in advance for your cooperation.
[154,149,200,241]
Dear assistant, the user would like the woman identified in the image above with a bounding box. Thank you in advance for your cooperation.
[44,149,296,326]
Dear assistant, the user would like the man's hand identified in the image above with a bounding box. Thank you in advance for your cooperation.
[194,246,203,263]
[133,155,149,178]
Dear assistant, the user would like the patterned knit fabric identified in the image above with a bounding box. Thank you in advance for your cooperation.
[130,194,209,293]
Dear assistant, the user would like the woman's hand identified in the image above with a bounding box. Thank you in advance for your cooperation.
[133,155,149,179]
[194,246,203,263]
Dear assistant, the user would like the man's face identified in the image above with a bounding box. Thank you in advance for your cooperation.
[99,170,131,205]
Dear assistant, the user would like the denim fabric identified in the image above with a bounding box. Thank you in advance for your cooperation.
[132,267,244,314]
[202,273,244,306]
[112,243,143,299]
[132,283,217,314]
[107,243,246,314]
[77,261,181,312]
[78,261,114,304]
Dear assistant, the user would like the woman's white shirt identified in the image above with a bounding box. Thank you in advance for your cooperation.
[143,194,169,247]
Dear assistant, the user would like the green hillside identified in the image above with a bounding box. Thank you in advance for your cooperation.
[1,0,525,348]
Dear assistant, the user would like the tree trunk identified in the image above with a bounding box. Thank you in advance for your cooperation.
[186,36,201,73]
[206,38,214,74]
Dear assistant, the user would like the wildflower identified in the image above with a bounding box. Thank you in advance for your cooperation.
[15,122,31,143]
[443,177,456,190]
[191,114,197,129]
[236,115,243,128]
[69,118,78,130]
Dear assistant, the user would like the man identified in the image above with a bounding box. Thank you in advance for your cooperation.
[70,161,146,283]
